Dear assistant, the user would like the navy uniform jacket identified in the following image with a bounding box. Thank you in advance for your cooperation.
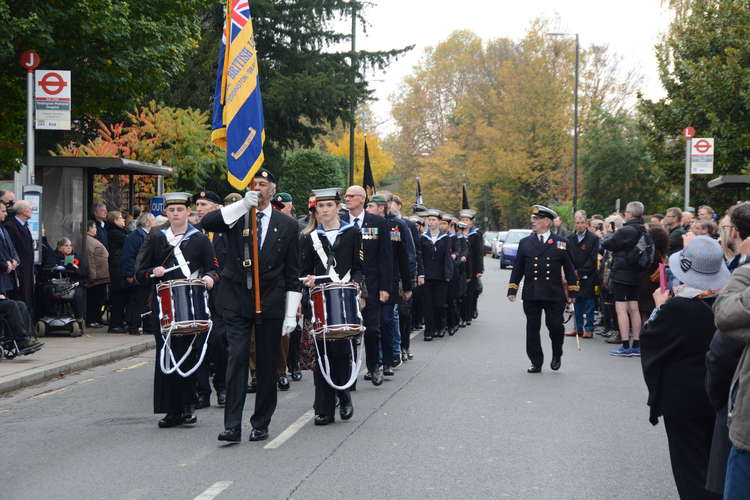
[418,231,453,281]
[466,228,484,278]
[341,211,393,298]
[300,221,364,288]
[507,232,579,302]
[566,230,600,299]
[385,214,416,302]
[402,217,423,277]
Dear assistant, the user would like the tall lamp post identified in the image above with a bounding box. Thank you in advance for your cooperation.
[547,32,580,214]
[348,1,357,186]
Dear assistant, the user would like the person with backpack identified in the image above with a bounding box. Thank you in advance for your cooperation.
[601,201,653,357]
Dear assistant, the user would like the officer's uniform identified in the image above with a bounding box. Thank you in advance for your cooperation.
[507,205,578,372]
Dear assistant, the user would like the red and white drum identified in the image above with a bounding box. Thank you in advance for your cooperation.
[156,278,210,336]
[310,282,364,341]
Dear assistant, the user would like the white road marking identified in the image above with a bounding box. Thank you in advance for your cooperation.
[115,361,148,373]
[264,409,315,449]
[193,481,233,500]
[77,377,96,384]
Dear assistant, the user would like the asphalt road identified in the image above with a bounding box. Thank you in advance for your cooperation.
[0,258,676,499]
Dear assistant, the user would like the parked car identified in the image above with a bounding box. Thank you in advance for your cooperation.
[491,231,508,259]
[483,231,499,255]
[500,229,532,269]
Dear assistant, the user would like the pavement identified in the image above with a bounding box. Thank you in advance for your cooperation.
[0,258,677,499]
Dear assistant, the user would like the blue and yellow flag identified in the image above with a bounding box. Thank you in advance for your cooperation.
[211,0,265,190]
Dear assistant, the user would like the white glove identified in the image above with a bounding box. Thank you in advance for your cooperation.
[220,190,259,226]
[242,190,259,209]
[281,291,303,336]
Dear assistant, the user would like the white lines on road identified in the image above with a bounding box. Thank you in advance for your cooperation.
[264,409,315,449]
[193,481,233,500]
[29,387,68,399]
[77,377,96,385]
[115,361,148,373]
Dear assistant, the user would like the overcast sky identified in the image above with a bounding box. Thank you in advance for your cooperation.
[339,0,674,134]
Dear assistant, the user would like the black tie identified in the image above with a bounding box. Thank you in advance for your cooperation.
[353,217,360,229]
[257,211,265,250]
[539,235,544,244]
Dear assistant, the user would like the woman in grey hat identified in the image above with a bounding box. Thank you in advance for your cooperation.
[640,235,729,500]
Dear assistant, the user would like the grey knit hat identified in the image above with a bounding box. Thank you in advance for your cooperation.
[668,235,730,291]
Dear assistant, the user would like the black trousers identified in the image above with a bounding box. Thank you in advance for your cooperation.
[398,299,412,352]
[313,339,352,418]
[125,284,150,334]
[287,325,301,373]
[195,312,227,398]
[447,279,460,328]
[522,300,564,367]
[109,286,128,329]
[663,414,721,500]
[152,330,198,415]
[412,285,424,328]
[462,277,480,321]
[223,306,282,431]
[86,284,107,323]
[362,296,381,373]
[422,279,448,337]
[0,298,34,340]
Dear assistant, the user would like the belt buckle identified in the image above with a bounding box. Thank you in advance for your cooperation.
[242,259,252,268]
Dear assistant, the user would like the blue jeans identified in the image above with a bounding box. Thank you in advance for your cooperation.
[725,445,750,499]
[574,298,595,333]
[392,305,401,358]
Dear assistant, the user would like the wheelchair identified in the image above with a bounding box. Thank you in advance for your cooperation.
[36,266,84,337]
[0,310,42,359]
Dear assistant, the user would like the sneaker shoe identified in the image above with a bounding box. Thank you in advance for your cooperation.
[629,347,640,357]
[608,347,632,357]
[605,333,623,344]
[392,357,402,368]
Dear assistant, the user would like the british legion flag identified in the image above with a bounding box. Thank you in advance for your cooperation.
[211,0,266,189]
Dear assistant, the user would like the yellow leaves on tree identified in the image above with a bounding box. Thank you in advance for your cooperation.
[324,129,395,185]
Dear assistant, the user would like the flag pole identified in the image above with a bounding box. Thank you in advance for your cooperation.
[251,205,262,318]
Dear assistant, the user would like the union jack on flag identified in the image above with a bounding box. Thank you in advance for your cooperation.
[211,0,266,190]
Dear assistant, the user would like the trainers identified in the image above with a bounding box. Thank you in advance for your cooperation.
[392,357,402,368]
[629,347,640,357]
[608,347,632,357]
[605,334,623,344]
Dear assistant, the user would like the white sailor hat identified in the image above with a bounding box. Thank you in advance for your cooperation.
[459,209,476,219]
[531,205,558,219]
[164,192,191,206]
[311,188,341,202]
[422,209,441,218]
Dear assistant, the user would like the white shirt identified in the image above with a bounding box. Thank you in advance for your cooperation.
[259,204,273,248]
[537,231,550,243]
[323,228,339,246]
[428,230,441,243]
[577,231,586,243]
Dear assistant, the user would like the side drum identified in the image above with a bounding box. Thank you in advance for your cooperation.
[156,278,210,336]
[310,282,364,341]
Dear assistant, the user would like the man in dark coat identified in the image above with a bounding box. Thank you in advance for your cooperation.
[91,201,109,248]
[122,212,155,335]
[566,211,600,338]
[201,169,302,443]
[508,205,578,373]
[5,200,35,313]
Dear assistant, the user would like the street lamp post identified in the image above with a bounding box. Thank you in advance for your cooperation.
[547,32,580,214]
[348,1,357,186]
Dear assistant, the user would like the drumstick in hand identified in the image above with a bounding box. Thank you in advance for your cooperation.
[150,261,190,278]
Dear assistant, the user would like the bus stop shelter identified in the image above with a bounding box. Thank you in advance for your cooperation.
[707,175,750,204]
[34,157,172,251]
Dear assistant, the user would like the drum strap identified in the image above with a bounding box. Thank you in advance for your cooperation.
[310,231,350,282]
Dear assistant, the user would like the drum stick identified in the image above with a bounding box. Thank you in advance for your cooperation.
[298,275,331,282]
[150,261,190,278]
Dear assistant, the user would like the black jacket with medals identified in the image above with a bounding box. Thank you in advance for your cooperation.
[507,232,578,302]
[566,230,600,299]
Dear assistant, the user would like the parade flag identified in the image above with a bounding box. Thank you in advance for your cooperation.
[363,138,375,197]
[211,0,265,190]
[462,184,470,209]
[416,176,423,205]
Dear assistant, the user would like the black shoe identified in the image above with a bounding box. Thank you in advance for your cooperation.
[248,428,269,441]
[371,368,384,386]
[473,310,479,319]
[423,334,432,342]
[407,351,414,360]
[20,337,42,350]
[181,407,197,425]
[196,395,210,409]
[527,366,542,374]
[363,372,372,381]
[383,366,394,377]
[128,330,140,336]
[392,357,402,368]
[218,428,241,442]
[550,357,561,371]
[466,320,472,326]
[217,391,226,407]
[340,401,353,421]
[291,371,302,382]
[278,375,290,391]
[459,321,466,328]
[158,414,182,428]
[315,415,334,426]
[247,378,257,393]
[108,327,127,334]
[86,322,103,329]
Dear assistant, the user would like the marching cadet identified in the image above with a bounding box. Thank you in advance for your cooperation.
[391,196,422,362]
[135,192,219,428]
[507,205,579,373]
[459,209,484,325]
[441,214,462,335]
[417,209,454,341]
[342,186,393,385]
[300,188,363,425]
[201,168,302,443]
[455,220,470,328]
[193,190,228,409]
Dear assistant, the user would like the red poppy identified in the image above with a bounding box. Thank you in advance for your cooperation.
[581,245,587,250]
[73,258,79,266]
[547,239,553,244]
